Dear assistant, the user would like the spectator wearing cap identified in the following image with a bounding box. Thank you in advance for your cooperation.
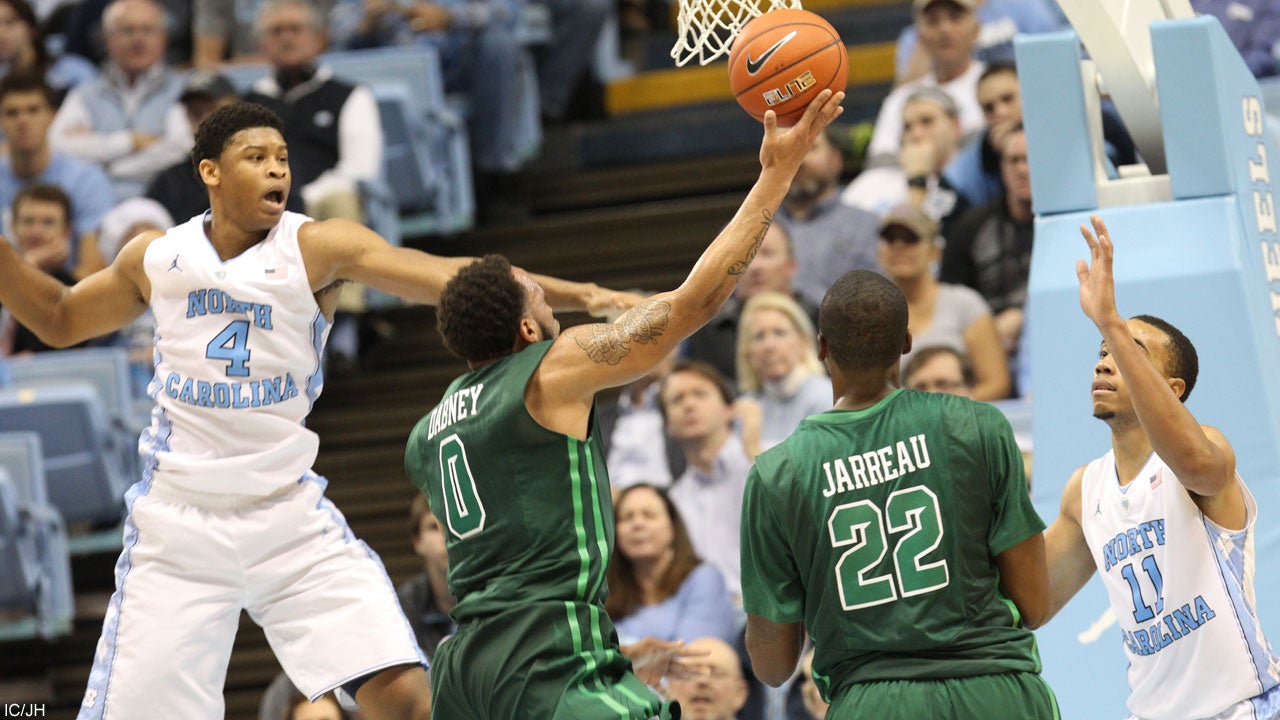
[49,0,192,200]
[893,0,1063,85]
[877,203,1010,401]
[844,87,970,236]
[145,70,306,223]
[940,123,1033,368]
[866,0,986,164]
[0,69,116,280]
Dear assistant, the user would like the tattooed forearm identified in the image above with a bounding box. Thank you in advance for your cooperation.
[573,298,671,365]
[727,209,774,276]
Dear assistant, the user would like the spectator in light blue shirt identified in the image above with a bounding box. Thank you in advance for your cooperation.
[735,292,831,456]
[607,484,738,647]
[0,70,117,279]
[660,360,751,600]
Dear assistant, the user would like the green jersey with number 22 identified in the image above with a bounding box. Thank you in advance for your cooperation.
[741,389,1046,700]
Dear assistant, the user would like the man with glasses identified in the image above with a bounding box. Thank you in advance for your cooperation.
[666,638,749,720]
[50,0,191,200]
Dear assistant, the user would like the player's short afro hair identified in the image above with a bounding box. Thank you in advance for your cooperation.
[191,101,285,181]
[437,254,527,363]
[819,269,909,372]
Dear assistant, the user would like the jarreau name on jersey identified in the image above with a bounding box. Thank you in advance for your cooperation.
[157,288,299,409]
[1102,518,1218,658]
[426,383,485,441]
[821,433,931,497]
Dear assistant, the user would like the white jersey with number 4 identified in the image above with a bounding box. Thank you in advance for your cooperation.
[139,211,329,496]
[1080,450,1280,719]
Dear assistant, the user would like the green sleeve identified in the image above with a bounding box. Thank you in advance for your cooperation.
[979,404,1046,557]
[404,417,433,497]
[740,458,804,623]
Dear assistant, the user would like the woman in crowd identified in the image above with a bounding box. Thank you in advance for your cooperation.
[736,291,831,455]
[878,204,1010,400]
[606,484,737,646]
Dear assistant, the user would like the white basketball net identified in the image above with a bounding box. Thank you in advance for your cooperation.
[671,0,804,67]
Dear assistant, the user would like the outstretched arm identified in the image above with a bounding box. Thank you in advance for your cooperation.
[1043,467,1096,623]
[540,91,846,400]
[1076,217,1238,502]
[299,219,631,314]
[0,231,153,348]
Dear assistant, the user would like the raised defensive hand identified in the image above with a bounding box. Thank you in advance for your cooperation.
[759,89,845,172]
[621,638,711,686]
[1076,214,1123,328]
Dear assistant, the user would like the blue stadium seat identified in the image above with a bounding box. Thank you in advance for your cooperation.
[0,469,39,607]
[0,384,128,528]
[7,348,145,483]
[373,81,438,215]
[321,46,476,234]
[0,449,74,642]
[0,432,49,509]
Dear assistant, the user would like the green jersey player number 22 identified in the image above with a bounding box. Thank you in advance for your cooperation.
[830,485,950,610]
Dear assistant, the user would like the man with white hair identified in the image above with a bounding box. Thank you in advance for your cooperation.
[245,0,382,225]
[49,0,192,199]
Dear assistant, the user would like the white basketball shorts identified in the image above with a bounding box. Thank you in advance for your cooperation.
[77,474,426,720]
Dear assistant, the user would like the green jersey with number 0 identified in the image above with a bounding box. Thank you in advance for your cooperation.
[404,340,613,622]
[741,389,1045,699]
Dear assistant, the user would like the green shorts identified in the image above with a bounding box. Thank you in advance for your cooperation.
[429,601,678,719]
[829,672,1059,720]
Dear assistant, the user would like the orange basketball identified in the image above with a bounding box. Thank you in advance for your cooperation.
[728,9,847,126]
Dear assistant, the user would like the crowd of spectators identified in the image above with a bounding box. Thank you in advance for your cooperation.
[0,0,613,366]
[2,0,1277,718]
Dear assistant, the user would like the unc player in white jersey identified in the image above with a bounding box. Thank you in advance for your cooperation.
[0,101,639,720]
[1044,217,1280,720]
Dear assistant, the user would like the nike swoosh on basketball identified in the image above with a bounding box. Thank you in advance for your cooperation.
[746,31,798,75]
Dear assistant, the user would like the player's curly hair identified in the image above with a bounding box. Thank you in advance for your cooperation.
[1132,314,1198,402]
[819,269,909,372]
[437,254,526,363]
[191,101,285,180]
